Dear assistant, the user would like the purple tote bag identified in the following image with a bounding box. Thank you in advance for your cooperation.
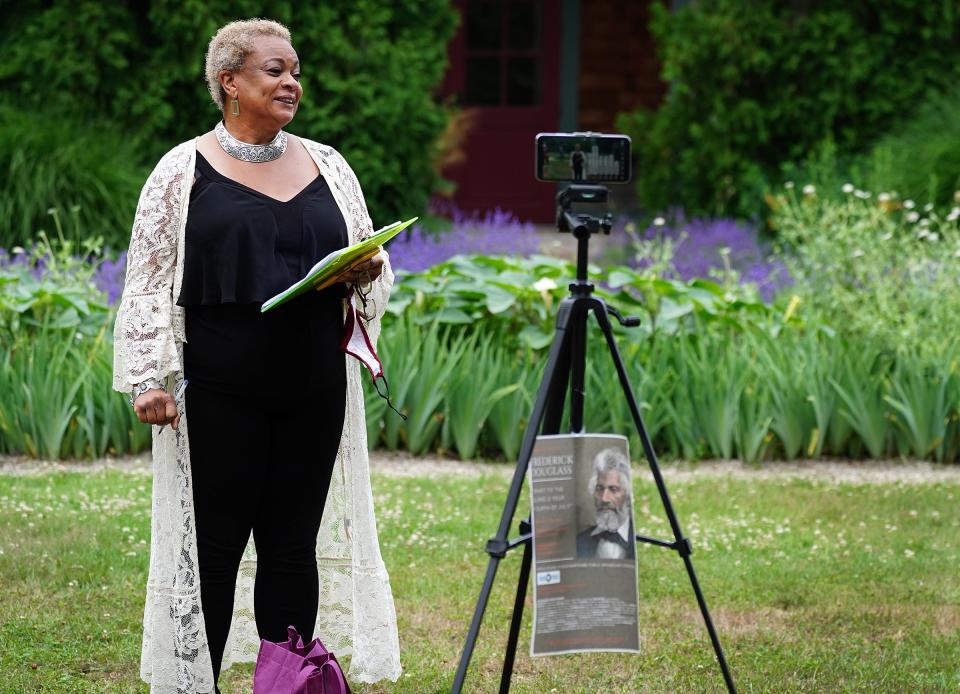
[253,626,351,694]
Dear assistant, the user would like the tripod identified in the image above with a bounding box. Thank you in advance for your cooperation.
[450,186,737,693]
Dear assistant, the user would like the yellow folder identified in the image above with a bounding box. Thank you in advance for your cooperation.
[261,217,418,313]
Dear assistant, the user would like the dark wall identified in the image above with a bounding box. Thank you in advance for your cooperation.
[578,0,665,132]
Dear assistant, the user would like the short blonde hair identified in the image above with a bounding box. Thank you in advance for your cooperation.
[205,19,292,110]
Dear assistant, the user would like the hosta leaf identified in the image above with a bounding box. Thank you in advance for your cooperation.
[466,255,509,272]
[386,296,412,314]
[519,325,553,350]
[689,278,725,296]
[484,286,516,314]
[686,288,722,310]
[658,298,694,322]
[607,269,637,288]
[430,307,473,324]
[495,270,535,287]
[49,308,81,328]
[446,279,487,297]
[396,275,435,292]
[652,278,682,295]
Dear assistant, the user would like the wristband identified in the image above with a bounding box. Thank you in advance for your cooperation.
[130,378,165,407]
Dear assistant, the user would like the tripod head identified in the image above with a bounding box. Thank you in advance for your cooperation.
[556,184,614,289]
[556,184,614,238]
[552,185,641,328]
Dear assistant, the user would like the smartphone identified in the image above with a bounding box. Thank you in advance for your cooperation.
[535,133,631,183]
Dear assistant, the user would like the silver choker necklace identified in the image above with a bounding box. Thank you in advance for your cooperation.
[215,121,287,163]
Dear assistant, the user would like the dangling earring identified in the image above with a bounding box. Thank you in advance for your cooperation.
[230,95,240,117]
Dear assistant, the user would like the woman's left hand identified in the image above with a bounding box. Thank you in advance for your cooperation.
[343,250,385,285]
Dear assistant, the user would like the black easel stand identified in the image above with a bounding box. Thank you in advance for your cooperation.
[450,188,737,694]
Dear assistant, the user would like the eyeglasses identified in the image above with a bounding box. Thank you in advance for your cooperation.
[354,270,376,321]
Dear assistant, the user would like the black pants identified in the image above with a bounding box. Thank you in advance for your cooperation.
[186,381,345,689]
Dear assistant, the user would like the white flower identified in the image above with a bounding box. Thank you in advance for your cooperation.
[653,216,666,227]
[854,190,871,199]
[903,549,915,558]
[11,246,24,255]
[924,202,934,212]
[532,277,557,293]
[919,217,930,227]
[947,207,960,222]
[878,192,891,202]
[906,211,920,223]
[802,184,816,195]
[842,183,855,194]
[851,249,865,258]
[784,181,795,190]
[903,199,915,210]
[879,232,893,241]
[928,232,939,242]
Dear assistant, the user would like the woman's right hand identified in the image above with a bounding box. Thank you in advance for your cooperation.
[134,389,181,430]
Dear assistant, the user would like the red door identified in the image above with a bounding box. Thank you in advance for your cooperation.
[441,0,561,223]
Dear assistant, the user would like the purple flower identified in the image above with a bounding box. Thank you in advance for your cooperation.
[744,258,792,303]
[388,207,540,274]
[629,214,792,303]
[94,252,127,305]
[1,245,128,306]
[0,245,46,279]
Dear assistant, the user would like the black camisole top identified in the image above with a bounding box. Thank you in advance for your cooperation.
[177,152,349,402]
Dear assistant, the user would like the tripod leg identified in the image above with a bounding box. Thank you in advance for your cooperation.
[499,520,532,694]
[568,302,588,432]
[678,553,737,693]
[542,322,571,434]
[592,308,738,694]
[450,551,507,693]
[451,303,574,694]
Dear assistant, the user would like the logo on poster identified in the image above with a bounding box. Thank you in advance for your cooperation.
[536,570,561,586]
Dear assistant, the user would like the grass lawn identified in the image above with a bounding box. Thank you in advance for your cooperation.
[0,462,958,693]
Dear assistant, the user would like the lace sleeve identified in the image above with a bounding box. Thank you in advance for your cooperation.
[362,251,393,348]
[331,150,395,345]
[112,147,189,392]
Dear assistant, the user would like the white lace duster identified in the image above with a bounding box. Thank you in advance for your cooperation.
[112,137,401,693]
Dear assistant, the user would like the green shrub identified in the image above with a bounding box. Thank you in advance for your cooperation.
[3,239,959,462]
[0,232,148,458]
[366,250,960,463]
[0,221,111,337]
[618,0,960,219]
[769,185,960,347]
[781,87,960,210]
[0,106,146,251]
[0,323,150,459]
[862,88,960,207]
[385,253,783,351]
[366,318,960,463]
[0,1,457,235]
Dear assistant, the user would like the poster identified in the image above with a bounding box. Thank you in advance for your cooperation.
[529,433,640,656]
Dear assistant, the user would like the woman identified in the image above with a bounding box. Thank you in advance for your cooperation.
[112,19,400,694]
